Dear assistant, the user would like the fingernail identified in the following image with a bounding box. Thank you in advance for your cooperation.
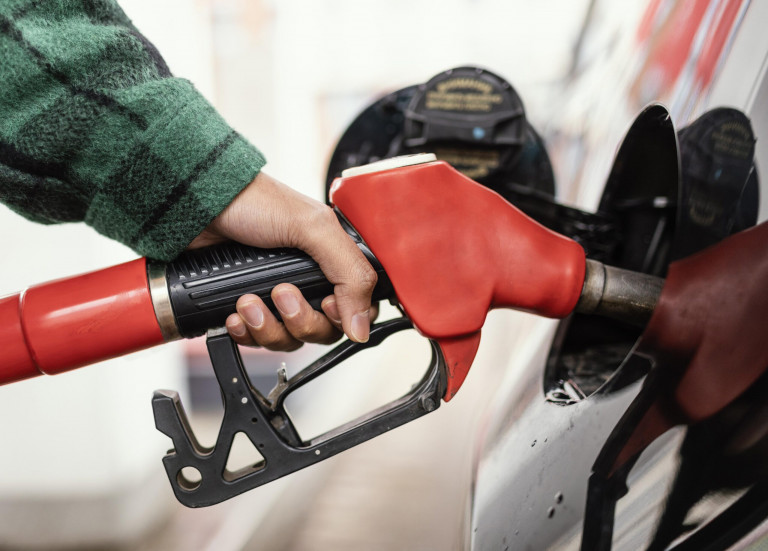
[227,317,247,337]
[274,291,300,319]
[323,297,341,324]
[351,312,370,343]
[241,302,264,328]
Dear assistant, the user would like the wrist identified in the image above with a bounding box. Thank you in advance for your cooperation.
[186,173,265,250]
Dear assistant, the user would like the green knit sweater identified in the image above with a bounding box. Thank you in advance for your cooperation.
[0,0,266,260]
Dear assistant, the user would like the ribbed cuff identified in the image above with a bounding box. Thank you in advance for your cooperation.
[85,79,266,261]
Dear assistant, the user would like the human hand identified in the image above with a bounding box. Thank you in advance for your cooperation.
[188,172,378,350]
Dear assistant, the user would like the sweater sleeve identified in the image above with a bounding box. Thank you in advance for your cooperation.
[0,0,266,261]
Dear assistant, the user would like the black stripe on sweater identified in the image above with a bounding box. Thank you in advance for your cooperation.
[0,138,91,208]
[127,29,172,77]
[129,131,239,246]
[0,13,148,131]
[0,139,84,217]
[0,139,69,181]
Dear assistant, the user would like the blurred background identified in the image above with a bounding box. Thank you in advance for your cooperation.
[0,0,605,549]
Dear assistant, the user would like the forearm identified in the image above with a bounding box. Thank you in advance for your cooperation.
[0,0,265,260]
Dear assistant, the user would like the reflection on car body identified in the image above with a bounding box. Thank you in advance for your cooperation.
[470,0,767,549]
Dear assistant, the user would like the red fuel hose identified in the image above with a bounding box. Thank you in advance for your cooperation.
[0,258,164,384]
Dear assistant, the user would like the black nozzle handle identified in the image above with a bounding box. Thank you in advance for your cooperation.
[158,221,393,339]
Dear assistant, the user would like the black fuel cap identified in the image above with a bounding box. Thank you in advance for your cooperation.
[325,65,555,200]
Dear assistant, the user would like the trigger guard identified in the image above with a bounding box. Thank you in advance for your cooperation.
[152,317,448,507]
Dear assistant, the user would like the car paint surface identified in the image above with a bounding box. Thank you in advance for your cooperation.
[470,1,768,549]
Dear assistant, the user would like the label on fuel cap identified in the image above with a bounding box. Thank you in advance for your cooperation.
[341,153,437,178]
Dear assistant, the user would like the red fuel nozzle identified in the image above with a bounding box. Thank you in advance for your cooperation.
[0,157,589,399]
[2,155,657,402]
[331,157,586,399]
[0,154,673,507]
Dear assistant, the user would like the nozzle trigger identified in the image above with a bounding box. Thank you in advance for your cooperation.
[152,317,448,507]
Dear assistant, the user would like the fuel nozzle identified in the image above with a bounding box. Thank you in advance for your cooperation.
[1,154,664,392]
[0,153,674,508]
[575,259,664,327]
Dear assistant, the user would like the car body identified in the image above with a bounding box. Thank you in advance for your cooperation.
[469,1,768,549]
